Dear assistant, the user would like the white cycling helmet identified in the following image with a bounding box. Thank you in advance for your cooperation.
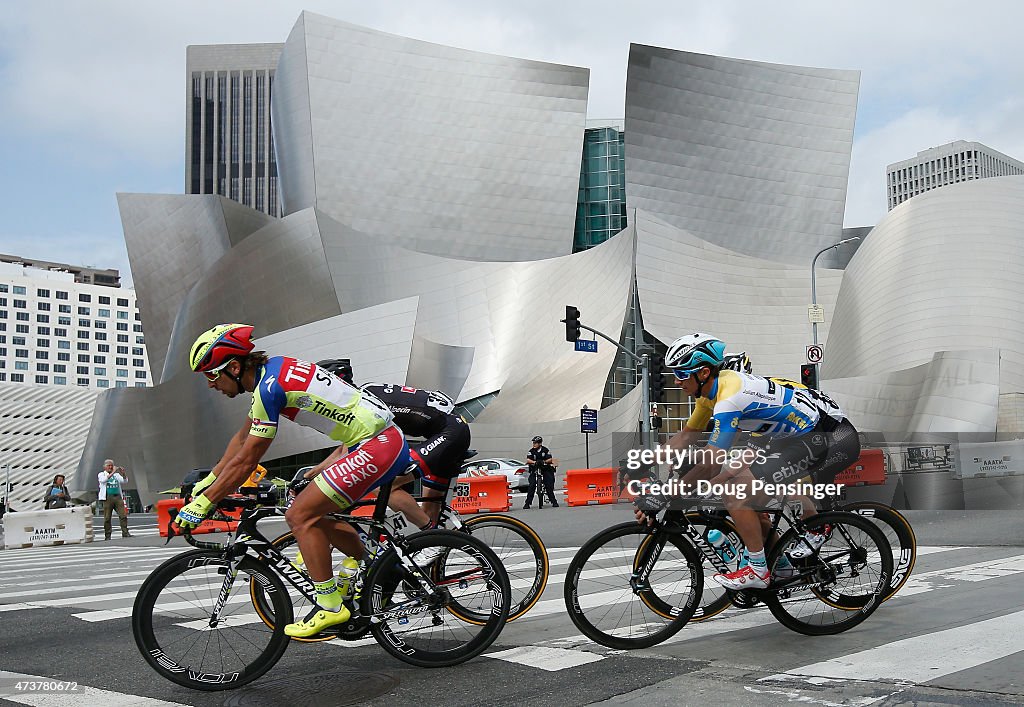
[666,333,727,373]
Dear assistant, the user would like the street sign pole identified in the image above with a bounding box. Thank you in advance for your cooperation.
[580,406,598,469]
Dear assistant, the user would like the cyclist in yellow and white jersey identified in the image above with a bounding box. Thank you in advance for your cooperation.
[635,333,860,590]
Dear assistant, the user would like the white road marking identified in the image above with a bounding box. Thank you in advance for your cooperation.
[486,645,604,671]
[0,670,192,707]
[769,608,1024,684]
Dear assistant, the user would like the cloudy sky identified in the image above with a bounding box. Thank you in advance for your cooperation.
[2,1,1022,286]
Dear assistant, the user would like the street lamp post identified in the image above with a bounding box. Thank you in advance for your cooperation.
[811,237,861,347]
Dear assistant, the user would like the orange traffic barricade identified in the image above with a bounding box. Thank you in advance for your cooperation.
[835,449,887,486]
[563,468,621,506]
[156,498,240,537]
[450,475,512,514]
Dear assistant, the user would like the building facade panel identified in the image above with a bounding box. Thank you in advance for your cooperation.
[0,382,100,511]
[822,176,1024,400]
[633,210,843,379]
[76,300,422,501]
[271,11,589,261]
[624,45,859,266]
[117,193,274,380]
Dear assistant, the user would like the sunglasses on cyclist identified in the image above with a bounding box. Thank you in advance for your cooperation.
[202,361,233,382]
[672,367,703,381]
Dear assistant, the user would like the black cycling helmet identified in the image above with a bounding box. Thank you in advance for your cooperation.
[532,436,543,444]
[722,351,753,375]
[315,358,353,384]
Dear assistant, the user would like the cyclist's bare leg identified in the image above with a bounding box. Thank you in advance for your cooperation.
[420,486,446,526]
[286,483,353,583]
[386,474,431,529]
[713,466,765,554]
[319,517,363,560]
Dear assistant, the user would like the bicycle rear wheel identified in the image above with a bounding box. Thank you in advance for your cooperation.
[132,549,291,691]
[841,501,917,601]
[362,529,510,667]
[564,522,702,650]
[762,511,892,636]
[447,514,549,622]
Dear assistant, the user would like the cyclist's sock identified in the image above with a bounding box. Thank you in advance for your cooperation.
[747,549,768,571]
[313,578,343,611]
[776,553,794,569]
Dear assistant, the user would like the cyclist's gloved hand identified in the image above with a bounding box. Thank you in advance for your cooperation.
[288,475,313,496]
[190,471,217,500]
[176,494,214,530]
[634,492,669,516]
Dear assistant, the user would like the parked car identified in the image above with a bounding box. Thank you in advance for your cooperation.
[459,458,531,492]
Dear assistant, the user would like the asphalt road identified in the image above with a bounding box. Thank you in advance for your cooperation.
[1,505,1023,706]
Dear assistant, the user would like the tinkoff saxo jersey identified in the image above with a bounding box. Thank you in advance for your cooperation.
[249,357,393,448]
[685,370,831,449]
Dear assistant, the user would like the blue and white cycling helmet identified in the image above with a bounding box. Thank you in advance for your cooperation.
[666,333,727,379]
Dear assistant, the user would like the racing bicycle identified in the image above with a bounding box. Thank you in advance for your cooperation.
[131,482,510,691]
[563,496,892,649]
[262,495,549,642]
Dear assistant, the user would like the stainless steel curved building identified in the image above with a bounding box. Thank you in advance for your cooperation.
[633,209,843,378]
[823,176,1024,396]
[73,13,887,503]
[624,45,860,266]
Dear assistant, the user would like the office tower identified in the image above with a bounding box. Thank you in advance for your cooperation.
[0,259,150,389]
[186,44,284,217]
[886,140,1024,210]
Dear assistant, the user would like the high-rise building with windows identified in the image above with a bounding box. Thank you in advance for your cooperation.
[186,44,284,217]
[574,120,627,252]
[0,260,150,389]
[886,140,1024,210]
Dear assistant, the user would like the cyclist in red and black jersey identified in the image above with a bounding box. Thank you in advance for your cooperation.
[314,360,470,528]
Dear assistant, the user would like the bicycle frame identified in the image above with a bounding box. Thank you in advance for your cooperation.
[177,483,461,627]
[634,496,861,596]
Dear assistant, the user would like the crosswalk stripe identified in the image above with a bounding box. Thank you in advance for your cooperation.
[485,645,605,670]
[0,670,191,706]
[769,608,1024,684]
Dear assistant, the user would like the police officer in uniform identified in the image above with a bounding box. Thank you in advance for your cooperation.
[524,436,558,509]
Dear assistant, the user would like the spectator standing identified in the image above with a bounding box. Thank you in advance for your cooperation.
[523,436,559,509]
[98,460,131,540]
[43,474,70,510]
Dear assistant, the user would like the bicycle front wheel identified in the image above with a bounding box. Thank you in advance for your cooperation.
[841,501,917,601]
[453,514,549,622]
[362,529,510,667]
[564,522,702,650]
[132,549,292,691]
[762,511,892,636]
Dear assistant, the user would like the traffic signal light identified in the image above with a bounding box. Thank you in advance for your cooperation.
[800,363,819,389]
[649,353,665,402]
[564,305,581,342]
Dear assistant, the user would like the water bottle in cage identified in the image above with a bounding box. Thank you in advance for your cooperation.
[707,529,738,563]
